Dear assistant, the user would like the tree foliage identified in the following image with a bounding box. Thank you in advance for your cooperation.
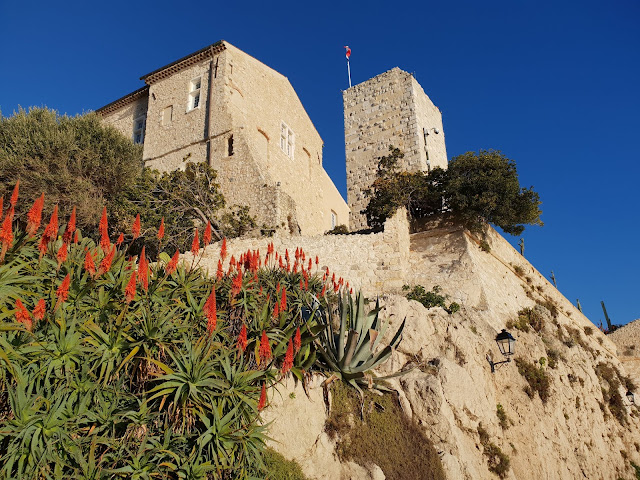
[111,162,255,257]
[0,108,256,257]
[364,147,542,235]
[0,107,143,231]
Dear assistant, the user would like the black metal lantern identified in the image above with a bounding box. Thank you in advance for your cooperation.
[488,329,516,373]
[496,329,516,357]
[626,390,635,405]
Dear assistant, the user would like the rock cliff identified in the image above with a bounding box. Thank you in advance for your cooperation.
[198,218,640,479]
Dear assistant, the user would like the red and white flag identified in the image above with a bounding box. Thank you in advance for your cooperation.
[344,46,351,60]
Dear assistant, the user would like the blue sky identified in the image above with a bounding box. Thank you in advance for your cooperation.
[1,0,638,327]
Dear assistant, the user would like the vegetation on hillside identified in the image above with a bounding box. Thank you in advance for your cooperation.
[364,147,543,235]
[0,108,255,257]
[0,185,417,478]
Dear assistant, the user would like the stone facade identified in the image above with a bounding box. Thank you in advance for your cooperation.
[343,68,448,230]
[97,41,349,236]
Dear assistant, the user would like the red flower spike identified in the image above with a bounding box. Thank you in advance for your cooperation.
[167,249,180,274]
[56,242,68,265]
[282,339,294,375]
[116,233,124,246]
[99,207,110,252]
[285,249,289,263]
[0,212,14,257]
[294,326,301,354]
[125,269,137,303]
[73,231,79,244]
[258,383,267,411]
[259,330,272,366]
[281,288,287,312]
[321,285,326,296]
[132,214,141,239]
[138,246,149,291]
[42,205,59,243]
[331,273,336,284]
[26,193,44,237]
[9,180,19,207]
[56,274,71,303]
[62,207,76,244]
[15,299,32,331]
[216,259,224,280]
[350,288,353,294]
[203,221,212,246]
[272,301,280,319]
[98,246,115,276]
[300,278,304,290]
[315,255,319,265]
[204,286,217,333]
[84,250,96,276]
[220,237,227,261]
[190,228,199,256]
[308,258,312,271]
[33,299,46,321]
[237,324,248,352]
[157,217,165,241]
[231,269,243,298]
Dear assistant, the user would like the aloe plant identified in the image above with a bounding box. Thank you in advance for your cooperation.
[314,291,406,394]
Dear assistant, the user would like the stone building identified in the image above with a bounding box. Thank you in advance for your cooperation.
[343,68,448,230]
[97,41,349,236]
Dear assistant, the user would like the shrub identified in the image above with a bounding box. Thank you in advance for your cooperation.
[326,381,445,480]
[363,147,543,235]
[263,448,308,480]
[496,404,510,429]
[515,358,551,403]
[403,285,460,314]
[595,363,628,425]
[477,424,510,478]
[0,186,360,478]
[325,224,349,235]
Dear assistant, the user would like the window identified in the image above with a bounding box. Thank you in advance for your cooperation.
[280,122,294,159]
[162,105,173,126]
[188,77,202,111]
[133,116,146,144]
[331,210,337,229]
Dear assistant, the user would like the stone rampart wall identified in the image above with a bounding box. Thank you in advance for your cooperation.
[194,208,410,296]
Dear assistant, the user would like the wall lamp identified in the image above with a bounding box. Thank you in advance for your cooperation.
[487,329,516,373]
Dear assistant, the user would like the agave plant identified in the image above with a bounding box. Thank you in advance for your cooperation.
[314,291,406,395]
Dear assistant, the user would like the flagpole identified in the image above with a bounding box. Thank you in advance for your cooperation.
[347,58,352,88]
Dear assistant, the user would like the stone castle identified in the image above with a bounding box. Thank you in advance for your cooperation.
[97,41,447,233]
[97,42,640,479]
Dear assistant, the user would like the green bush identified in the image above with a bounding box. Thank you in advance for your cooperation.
[515,358,551,403]
[477,424,510,478]
[496,404,510,429]
[0,187,351,478]
[263,448,308,480]
[364,147,542,235]
[403,285,460,314]
[326,381,445,480]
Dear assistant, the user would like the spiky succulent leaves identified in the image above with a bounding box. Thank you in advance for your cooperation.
[314,291,407,390]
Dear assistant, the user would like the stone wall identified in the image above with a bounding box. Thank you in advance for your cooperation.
[343,68,447,230]
[193,208,411,296]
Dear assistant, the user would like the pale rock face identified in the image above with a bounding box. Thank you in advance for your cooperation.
[608,319,640,389]
[261,224,640,480]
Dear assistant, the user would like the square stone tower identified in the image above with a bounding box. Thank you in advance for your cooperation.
[343,67,448,230]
